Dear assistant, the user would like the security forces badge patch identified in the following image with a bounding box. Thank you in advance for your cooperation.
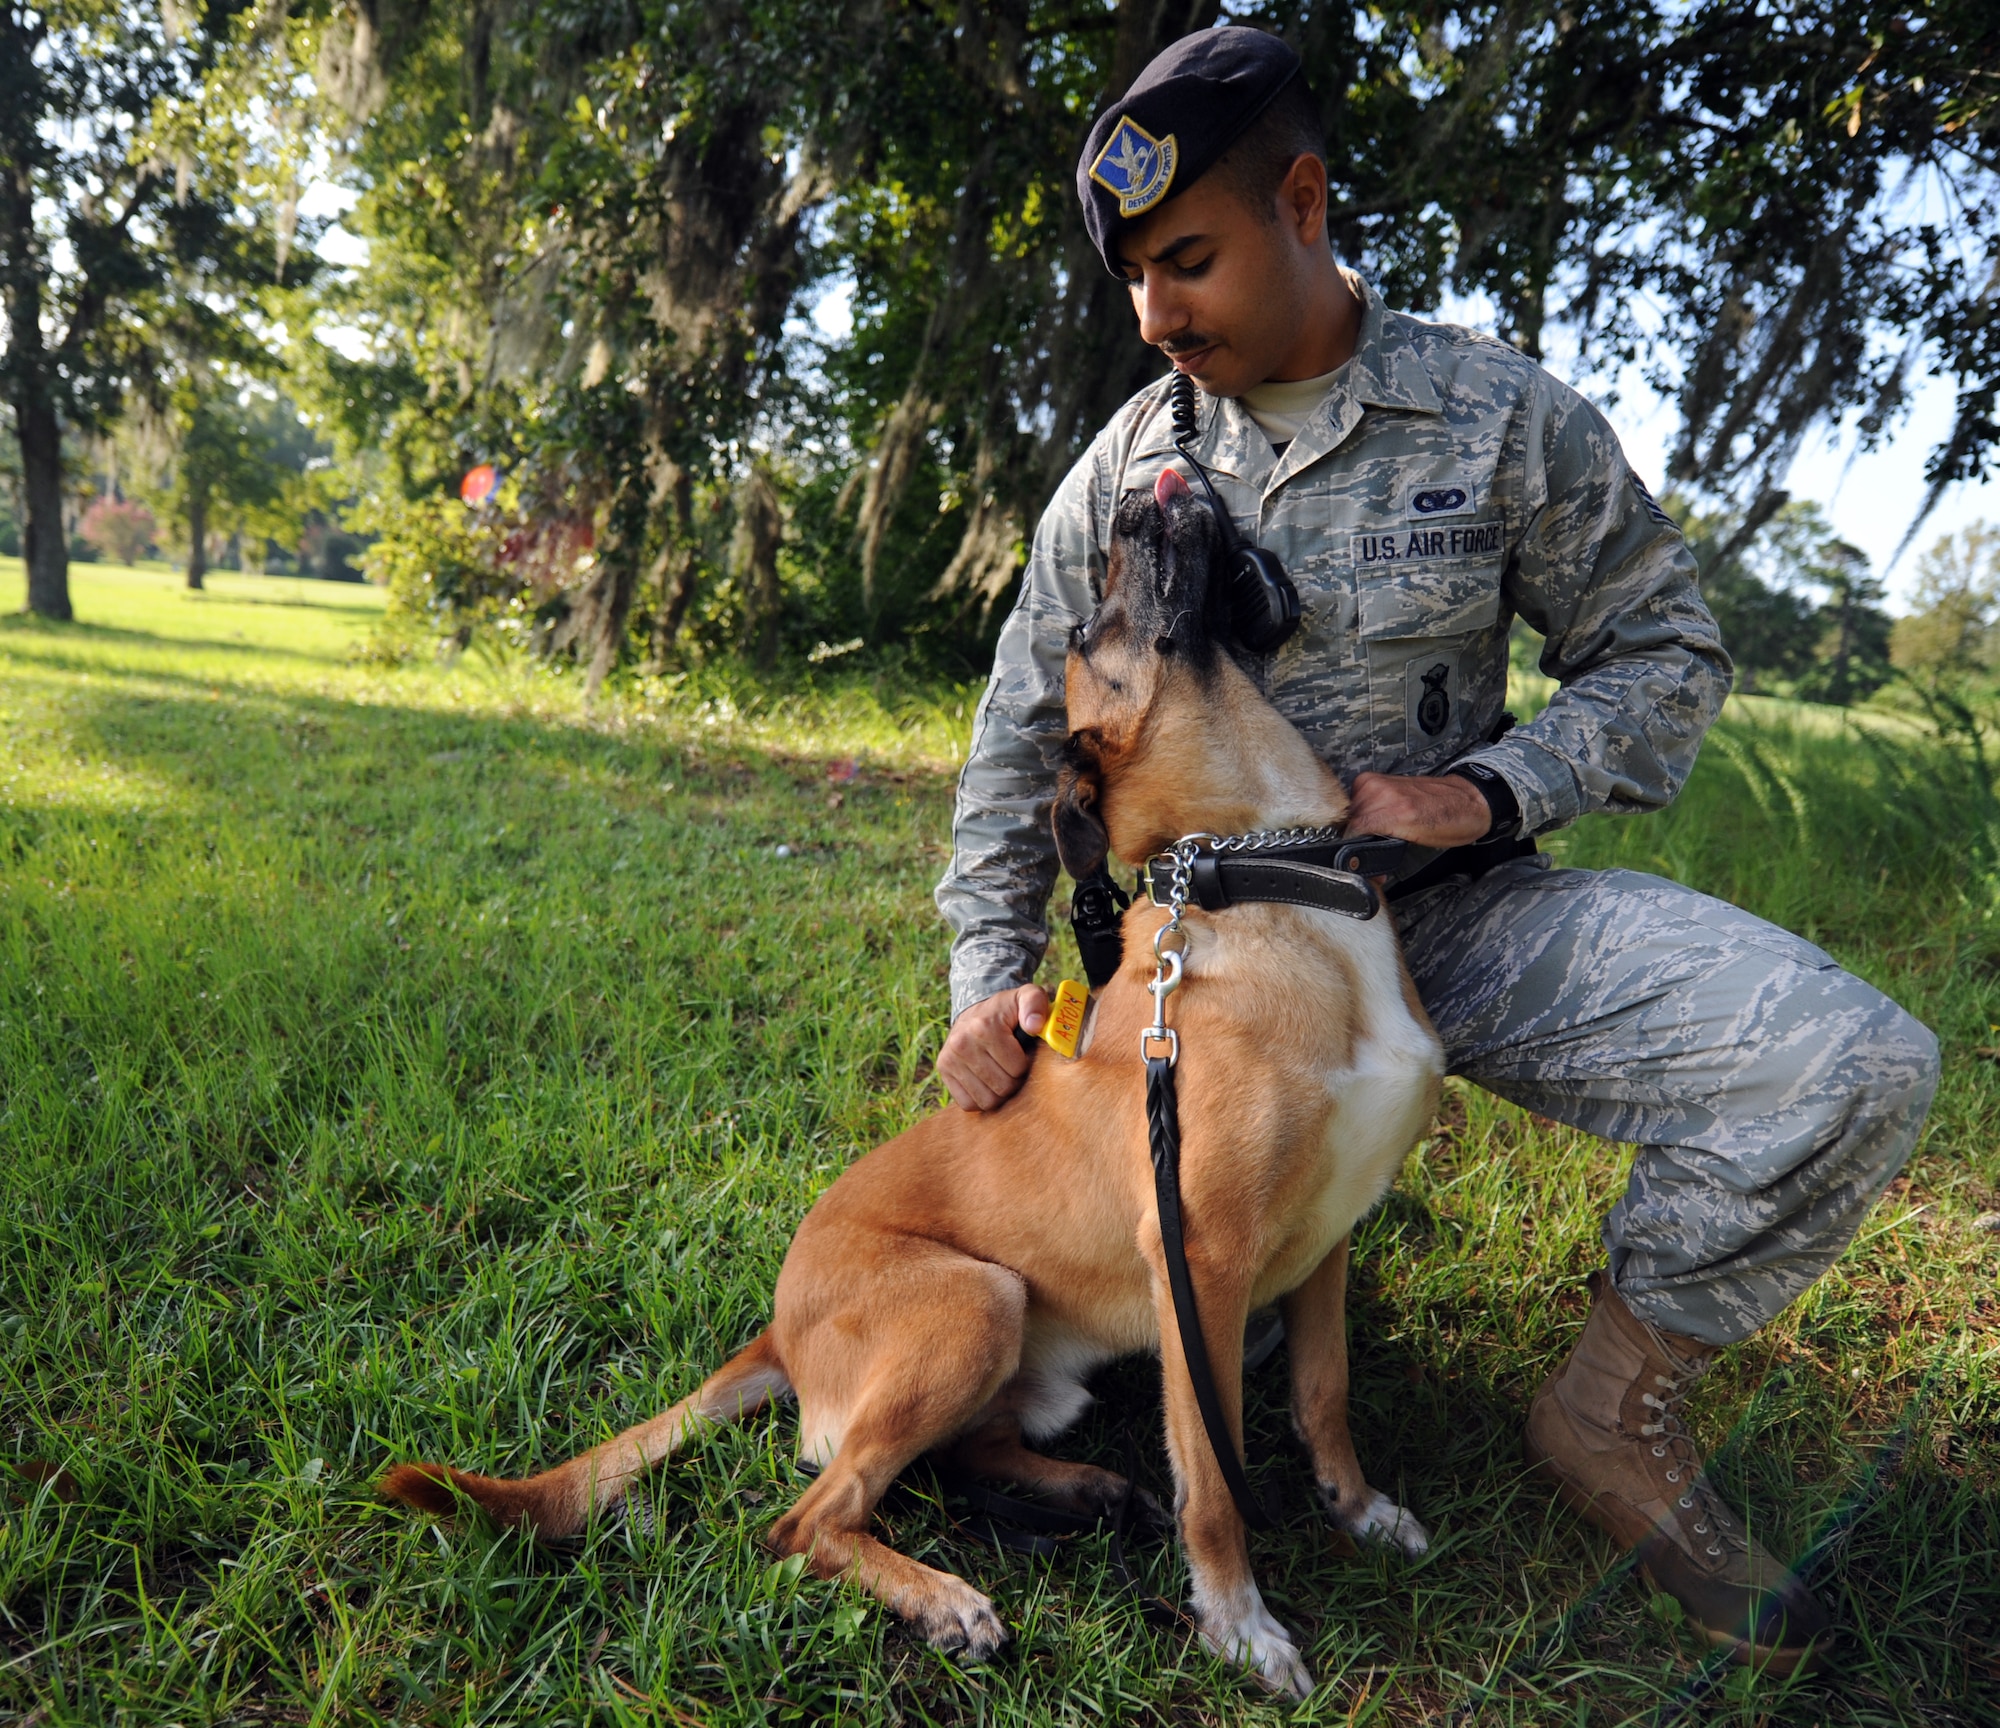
[1417,662,1452,736]
[1089,117,1178,218]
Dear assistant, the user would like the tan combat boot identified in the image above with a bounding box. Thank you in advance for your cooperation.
[1524,1271,1831,1674]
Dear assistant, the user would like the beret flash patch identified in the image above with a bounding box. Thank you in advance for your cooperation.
[1089,117,1178,218]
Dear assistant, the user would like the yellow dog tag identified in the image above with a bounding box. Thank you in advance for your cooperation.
[1039,979,1091,1059]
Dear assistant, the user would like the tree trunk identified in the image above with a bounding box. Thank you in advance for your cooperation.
[185,485,207,591]
[1828,591,1856,704]
[1,155,70,620]
[581,549,637,699]
[649,460,699,660]
[735,463,784,670]
[15,387,69,618]
[659,551,700,649]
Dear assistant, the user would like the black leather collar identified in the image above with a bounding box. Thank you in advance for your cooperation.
[1140,829,1538,924]
[1144,834,1414,923]
[1185,851,1381,920]
[1144,832,1528,924]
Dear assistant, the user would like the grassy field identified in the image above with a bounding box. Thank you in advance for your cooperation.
[0,560,1993,1727]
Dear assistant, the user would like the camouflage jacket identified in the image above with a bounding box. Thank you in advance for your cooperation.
[936,277,1731,1019]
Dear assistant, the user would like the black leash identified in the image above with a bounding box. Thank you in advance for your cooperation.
[1146,1049,1274,1530]
[1133,833,1296,1535]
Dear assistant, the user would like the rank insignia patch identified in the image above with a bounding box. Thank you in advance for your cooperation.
[1089,117,1179,217]
[1631,472,1676,530]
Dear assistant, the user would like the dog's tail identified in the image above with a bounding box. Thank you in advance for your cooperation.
[379,1329,790,1538]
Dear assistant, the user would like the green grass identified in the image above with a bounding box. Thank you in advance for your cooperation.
[0,560,1993,1726]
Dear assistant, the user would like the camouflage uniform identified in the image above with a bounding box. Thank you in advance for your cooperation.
[936,277,1939,1346]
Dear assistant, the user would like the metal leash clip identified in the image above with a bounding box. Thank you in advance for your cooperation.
[1140,836,1201,1066]
[1141,947,1182,1066]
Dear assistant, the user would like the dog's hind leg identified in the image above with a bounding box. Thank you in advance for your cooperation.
[1283,1234,1428,1557]
[767,1241,1027,1660]
[380,1330,791,1537]
[947,1410,1138,1517]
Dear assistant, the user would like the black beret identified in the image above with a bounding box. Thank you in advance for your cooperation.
[1075,27,1302,277]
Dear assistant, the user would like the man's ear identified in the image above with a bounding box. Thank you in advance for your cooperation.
[1281,151,1329,248]
[1052,767,1108,881]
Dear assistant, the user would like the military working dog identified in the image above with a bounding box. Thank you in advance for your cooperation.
[381,469,1443,1698]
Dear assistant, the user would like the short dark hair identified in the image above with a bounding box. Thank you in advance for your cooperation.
[1208,73,1326,222]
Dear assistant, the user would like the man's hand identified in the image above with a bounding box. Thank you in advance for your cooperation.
[1347,772,1492,849]
[937,983,1050,1112]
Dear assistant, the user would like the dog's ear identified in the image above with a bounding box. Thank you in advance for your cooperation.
[1052,765,1108,880]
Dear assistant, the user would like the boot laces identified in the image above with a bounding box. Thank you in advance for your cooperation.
[1636,1353,1739,1560]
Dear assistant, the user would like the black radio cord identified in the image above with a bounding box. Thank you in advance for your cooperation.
[1167,372,1239,550]
[1163,371,1303,655]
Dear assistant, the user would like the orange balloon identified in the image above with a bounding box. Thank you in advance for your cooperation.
[460,464,498,506]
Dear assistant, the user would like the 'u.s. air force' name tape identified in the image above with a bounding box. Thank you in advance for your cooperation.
[1353,521,1504,566]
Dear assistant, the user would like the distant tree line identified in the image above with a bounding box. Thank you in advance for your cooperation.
[1890,525,2000,682]
[1677,508,2000,702]
[3,1,1997,698]
[1673,499,1894,702]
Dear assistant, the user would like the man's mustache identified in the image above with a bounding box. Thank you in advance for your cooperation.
[1159,334,1217,358]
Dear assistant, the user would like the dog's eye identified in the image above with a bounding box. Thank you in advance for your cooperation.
[1155,636,1175,656]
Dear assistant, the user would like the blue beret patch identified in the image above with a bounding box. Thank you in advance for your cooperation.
[1089,117,1179,218]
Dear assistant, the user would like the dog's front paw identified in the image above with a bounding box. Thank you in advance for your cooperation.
[914,1577,1009,1664]
[1324,1485,1430,1558]
[1200,1601,1314,1700]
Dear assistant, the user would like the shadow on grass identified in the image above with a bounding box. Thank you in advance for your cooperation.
[7,565,383,612]
[146,582,383,613]
[0,612,366,668]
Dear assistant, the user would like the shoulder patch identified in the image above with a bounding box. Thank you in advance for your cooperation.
[1089,117,1178,218]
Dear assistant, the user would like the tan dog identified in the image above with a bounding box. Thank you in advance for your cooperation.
[381,471,1444,1698]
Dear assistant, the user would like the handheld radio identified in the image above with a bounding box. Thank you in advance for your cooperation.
[1168,370,1301,655]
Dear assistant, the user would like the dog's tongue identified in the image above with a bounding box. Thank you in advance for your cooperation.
[1155,467,1190,507]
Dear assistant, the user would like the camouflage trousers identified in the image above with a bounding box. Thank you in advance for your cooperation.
[1395,857,1940,1347]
